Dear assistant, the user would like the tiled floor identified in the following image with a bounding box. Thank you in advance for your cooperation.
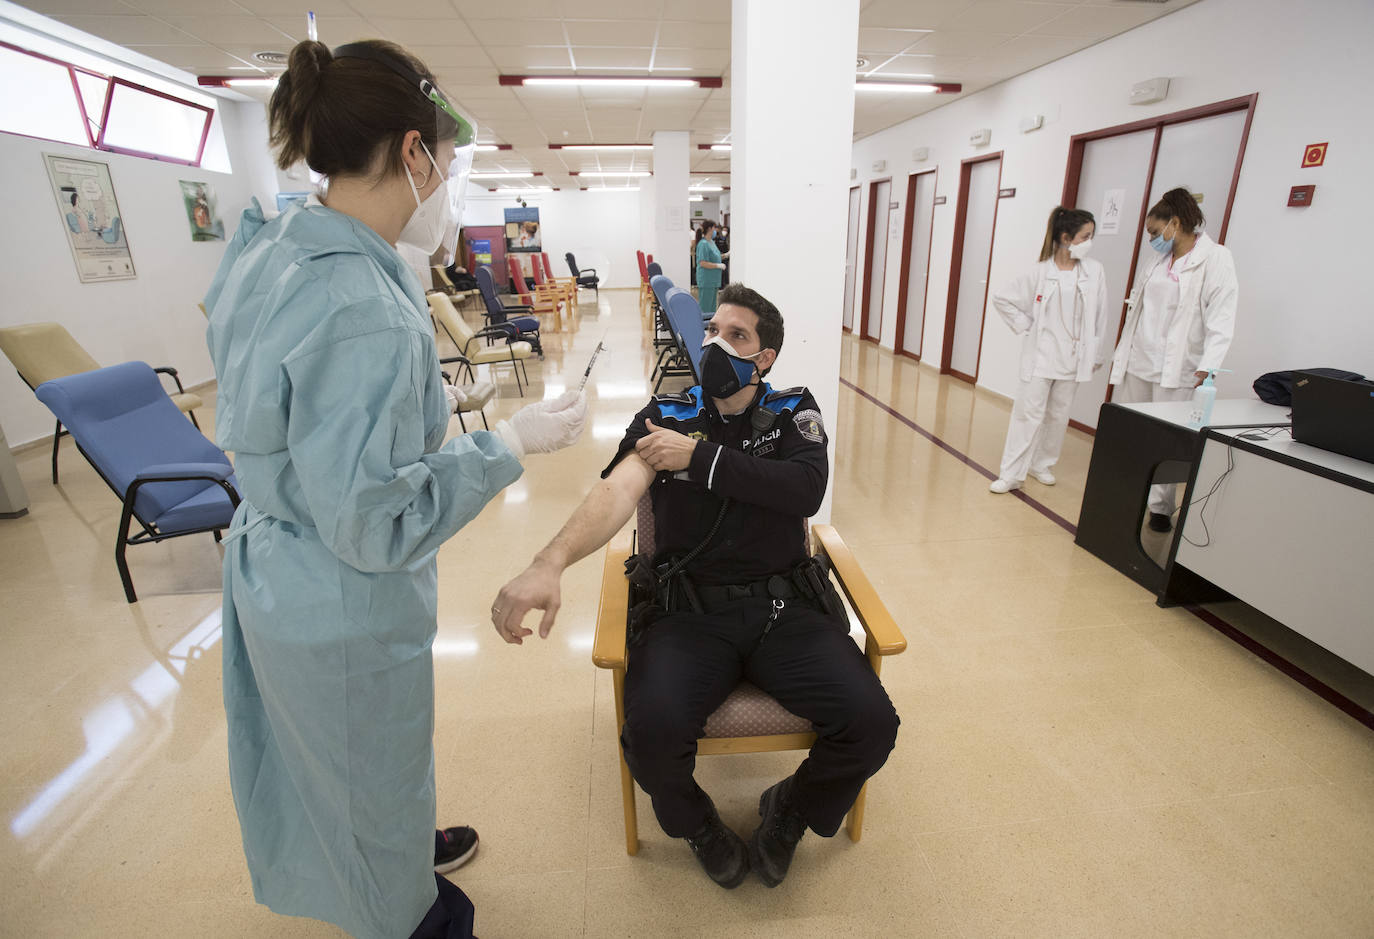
[1,288,1371,937]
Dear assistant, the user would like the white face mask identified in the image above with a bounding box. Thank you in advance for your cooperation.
[396,142,452,255]
[1068,238,1093,260]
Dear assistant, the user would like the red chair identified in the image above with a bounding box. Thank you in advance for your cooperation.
[507,255,565,331]
[636,250,652,319]
[532,250,575,310]
[541,252,579,307]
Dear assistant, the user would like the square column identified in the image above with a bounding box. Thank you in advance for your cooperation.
[652,130,692,285]
[731,0,859,521]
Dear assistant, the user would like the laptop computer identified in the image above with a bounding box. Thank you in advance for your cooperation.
[1291,370,1374,463]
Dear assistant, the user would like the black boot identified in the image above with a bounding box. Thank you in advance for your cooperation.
[749,776,806,887]
[684,803,750,889]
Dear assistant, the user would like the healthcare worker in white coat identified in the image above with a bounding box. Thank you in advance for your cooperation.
[205,40,586,939]
[988,207,1111,493]
[1109,187,1239,531]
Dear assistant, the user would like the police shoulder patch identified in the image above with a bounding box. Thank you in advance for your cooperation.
[793,408,825,443]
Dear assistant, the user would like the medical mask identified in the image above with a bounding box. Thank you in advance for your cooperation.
[1149,222,1175,255]
[700,336,764,399]
[397,142,452,255]
[1068,239,1093,260]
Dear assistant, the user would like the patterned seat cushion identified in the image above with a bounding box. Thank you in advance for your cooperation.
[702,681,812,738]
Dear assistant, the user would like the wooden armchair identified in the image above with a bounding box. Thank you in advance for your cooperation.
[593,507,906,855]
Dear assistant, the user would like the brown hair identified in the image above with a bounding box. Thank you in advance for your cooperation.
[269,39,451,179]
[1038,206,1095,262]
[718,282,783,375]
[695,219,717,248]
[1147,187,1205,232]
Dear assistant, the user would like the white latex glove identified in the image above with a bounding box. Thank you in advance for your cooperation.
[495,389,587,459]
[442,383,468,413]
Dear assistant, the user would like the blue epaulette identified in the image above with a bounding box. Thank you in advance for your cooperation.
[653,386,706,421]
[759,384,807,415]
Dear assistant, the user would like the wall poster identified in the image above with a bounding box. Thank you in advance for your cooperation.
[503,206,541,253]
[43,154,135,283]
[180,180,225,241]
[1099,188,1126,235]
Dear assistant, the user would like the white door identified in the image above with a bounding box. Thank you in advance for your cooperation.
[949,158,999,379]
[865,179,891,341]
[1068,129,1156,429]
[901,171,936,357]
[842,186,860,331]
[1148,110,1248,239]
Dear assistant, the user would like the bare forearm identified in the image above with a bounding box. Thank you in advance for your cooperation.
[535,456,653,571]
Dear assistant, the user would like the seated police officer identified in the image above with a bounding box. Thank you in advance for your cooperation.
[491,283,899,888]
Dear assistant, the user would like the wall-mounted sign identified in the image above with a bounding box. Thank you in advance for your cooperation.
[503,206,541,253]
[933,196,947,205]
[180,180,224,241]
[998,188,1016,198]
[1302,142,1328,168]
[1288,185,1316,207]
[1099,188,1126,235]
[44,154,135,283]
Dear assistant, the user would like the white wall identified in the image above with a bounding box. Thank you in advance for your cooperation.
[461,188,643,289]
[850,0,1374,404]
[0,97,271,446]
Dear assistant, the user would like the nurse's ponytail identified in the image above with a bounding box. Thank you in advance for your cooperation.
[269,39,447,181]
[1148,187,1205,232]
[1038,206,1095,262]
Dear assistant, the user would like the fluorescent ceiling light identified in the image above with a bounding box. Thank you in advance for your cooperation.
[550,144,653,151]
[522,77,696,88]
[710,144,731,151]
[689,195,705,202]
[224,77,278,87]
[855,81,939,93]
[470,172,534,179]
[690,185,723,192]
[579,170,651,177]
[475,145,500,152]
[586,187,641,192]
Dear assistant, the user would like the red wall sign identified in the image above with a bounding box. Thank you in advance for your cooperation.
[1302,142,1328,168]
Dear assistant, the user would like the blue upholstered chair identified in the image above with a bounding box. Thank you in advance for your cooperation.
[35,361,240,603]
[474,265,542,355]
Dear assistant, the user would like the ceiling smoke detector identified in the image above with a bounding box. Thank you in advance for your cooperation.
[254,51,290,65]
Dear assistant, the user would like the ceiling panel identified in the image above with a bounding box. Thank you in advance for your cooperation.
[1029,3,1167,37]
[651,47,729,70]
[857,27,932,55]
[124,44,255,70]
[368,18,480,46]
[466,18,566,46]
[944,1,1077,34]
[452,0,561,17]
[906,30,1016,56]
[225,0,356,15]
[861,0,976,30]
[654,20,730,48]
[562,19,659,46]
[265,16,373,44]
[569,46,653,69]
[51,13,195,45]
[558,0,659,19]
[482,45,574,69]
[660,0,730,24]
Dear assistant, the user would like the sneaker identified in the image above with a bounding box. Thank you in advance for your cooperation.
[1148,512,1173,533]
[989,478,1020,494]
[434,826,479,873]
[685,804,749,889]
[748,776,807,888]
[1030,470,1056,486]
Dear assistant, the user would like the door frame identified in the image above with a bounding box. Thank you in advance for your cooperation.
[940,152,1003,382]
[842,184,860,334]
[858,176,892,343]
[893,167,939,361]
[1061,94,1258,416]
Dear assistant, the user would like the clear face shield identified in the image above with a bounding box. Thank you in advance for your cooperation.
[424,79,476,264]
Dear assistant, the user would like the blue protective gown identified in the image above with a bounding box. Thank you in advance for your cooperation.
[205,199,523,939]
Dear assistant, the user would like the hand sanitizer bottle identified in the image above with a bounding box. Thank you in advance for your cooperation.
[1187,368,1231,429]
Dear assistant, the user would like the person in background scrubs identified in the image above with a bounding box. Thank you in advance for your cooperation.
[694,220,726,313]
[989,207,1111,493]
[1108,187,1239,532]
[205,39,586,939]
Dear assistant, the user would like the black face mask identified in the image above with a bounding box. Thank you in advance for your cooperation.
[699,337,762,398]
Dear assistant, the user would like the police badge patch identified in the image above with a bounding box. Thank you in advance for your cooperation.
[793,408,825,442]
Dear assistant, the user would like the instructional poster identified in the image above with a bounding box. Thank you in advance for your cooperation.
[179,180,224,241]
[1099,188,1126,235]
[44,154,135,283]
[503,206,541,253]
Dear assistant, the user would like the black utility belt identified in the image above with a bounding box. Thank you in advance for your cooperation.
[692,576,804,609]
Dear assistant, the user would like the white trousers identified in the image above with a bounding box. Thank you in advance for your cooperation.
[1112,372,1194,516]
[998,377,1078,482]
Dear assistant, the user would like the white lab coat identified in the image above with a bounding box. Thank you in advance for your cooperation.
[992,257,1111,383]
[1109,232,1238,389]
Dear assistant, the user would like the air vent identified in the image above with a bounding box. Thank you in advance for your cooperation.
[254,51,290,65]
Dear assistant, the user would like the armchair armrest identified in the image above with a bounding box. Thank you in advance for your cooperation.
[153,365,188,394]
[580,267,598,276]
[474,326,519,344]
[439,354,474,368]
[592,529,634,670]
[135,461,232,483]
[811,524,906,657]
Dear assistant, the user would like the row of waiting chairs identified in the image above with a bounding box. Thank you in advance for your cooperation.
[645,271,712,392]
